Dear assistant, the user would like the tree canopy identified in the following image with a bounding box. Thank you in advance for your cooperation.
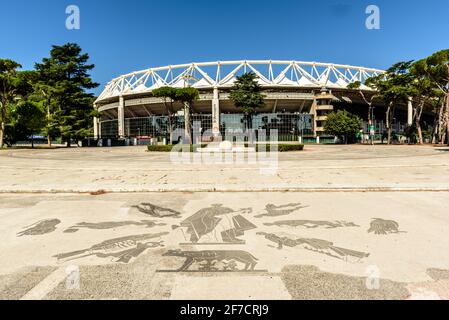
[11,101,45,148]
[362,61,417,144]
[175,87,199,145]
[0,59,23,147]
[152,86,199,144]
[175,87,200,104]
[360,56,448,144]
[324,110,362,143]
[412,49,449,143]
[0,43,99,148]
[34,43,99,146]
[229,72,265,114]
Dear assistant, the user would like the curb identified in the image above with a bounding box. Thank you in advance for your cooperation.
[1,187,449,194]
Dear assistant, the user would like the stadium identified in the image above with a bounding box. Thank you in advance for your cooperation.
[93,60,415,143]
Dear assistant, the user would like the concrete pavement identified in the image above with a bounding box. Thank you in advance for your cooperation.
[1,145,449,300]
[1,192,449,300]
[0,145,449,192]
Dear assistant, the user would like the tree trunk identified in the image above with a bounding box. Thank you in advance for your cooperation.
[432,102,443,144]
[359,90,374,145]
[416,124,423,145]
[439,97,447,144]
[442,95,448,145]
[0,100,5,148]
[415,101,424,145]
[46,97,52,148]
[184,102,192,145]
[368,120,372,145]
[368,105,374,145]
[386,111,389,145]
[431,123,438,144]
[168,115,173,145]
[164,100,174,145]
[385,103,397,145]
[0,121,4,149]
[245,113,251,143]
[386,103,392,145]
[445,94,449,146]
[31,135,34,149]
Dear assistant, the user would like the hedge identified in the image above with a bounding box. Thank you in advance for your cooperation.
[148,144,304,152]
[254,144,304,152]
[147,144,207,152]
[244,144,304,152]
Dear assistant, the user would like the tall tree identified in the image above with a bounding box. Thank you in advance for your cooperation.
[0,59,22,148]
[33,64,62,147]
[347,81,378,145]
[175,87,199,144]
[407,63,440,144]
[229,72,265,133]
[365,62,414,144]
[35,43,98,147]
[7,71,41,145]
[413,49,449,144]
[11,101,45,148]
[152,86,177,144]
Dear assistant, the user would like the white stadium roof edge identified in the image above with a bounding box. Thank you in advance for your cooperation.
[95,60,385,104]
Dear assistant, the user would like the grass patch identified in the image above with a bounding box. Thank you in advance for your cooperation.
[147,144,207,152]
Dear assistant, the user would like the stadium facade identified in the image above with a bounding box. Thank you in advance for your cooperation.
[94,60,414,143]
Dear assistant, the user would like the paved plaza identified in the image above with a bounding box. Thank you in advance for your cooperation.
[1,145,449,192]
[0,145,449,300]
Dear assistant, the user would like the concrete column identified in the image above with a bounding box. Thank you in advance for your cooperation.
[93,117,99,139]
[212,87,220,138]
[118,96,125,138]
[311,99,317,137]
[407,98,413,126]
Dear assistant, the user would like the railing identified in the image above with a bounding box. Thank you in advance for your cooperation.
[101,113,314,141]
[362,121,408,134]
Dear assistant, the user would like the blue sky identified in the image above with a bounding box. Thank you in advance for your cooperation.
[1,0,448,95]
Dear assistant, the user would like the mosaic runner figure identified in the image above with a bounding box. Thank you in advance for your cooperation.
[179,204,254,244]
